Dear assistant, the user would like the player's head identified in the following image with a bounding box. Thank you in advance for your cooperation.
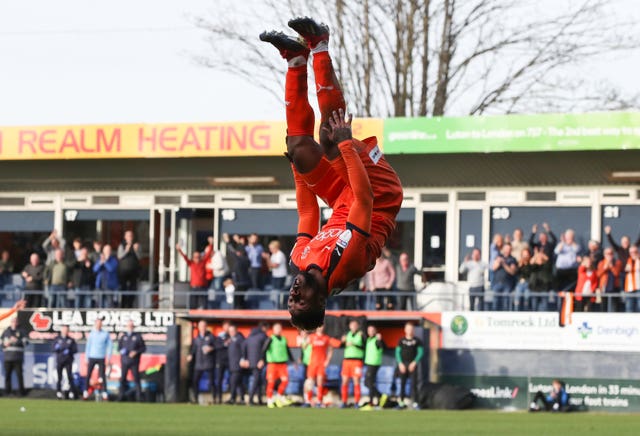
[272,322,282,336]
[228,323,237,337]
[10,316,17,329]
[367,325,377,337]
[315,324,324,335]
[349,319,360,333]
[60,325,69,336]
[288,269,326,332]
[95,317,103,330]
[126,319,135,333]
[197,320,207,335]
[404,322,415,337]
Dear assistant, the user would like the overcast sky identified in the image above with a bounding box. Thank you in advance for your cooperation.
[0,0,637,126]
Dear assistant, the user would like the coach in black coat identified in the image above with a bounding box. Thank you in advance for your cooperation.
[188,320,217,402]
[242,323,268,404]
[118,320,147,401]
[226,324,246,404]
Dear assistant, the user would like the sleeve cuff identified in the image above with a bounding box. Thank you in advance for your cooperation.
[346,222,370,237]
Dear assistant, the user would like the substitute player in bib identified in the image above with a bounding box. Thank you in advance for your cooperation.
[260,17,403,331]
[363,325,386,408]
[262,323,295,408]
[340,319,365,408]
[303,324,333,407]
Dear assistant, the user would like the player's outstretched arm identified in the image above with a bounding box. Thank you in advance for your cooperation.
[324,109,373,233]
[0,300,26,322]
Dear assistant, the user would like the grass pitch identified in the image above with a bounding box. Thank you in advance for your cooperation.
[1,399,639,435]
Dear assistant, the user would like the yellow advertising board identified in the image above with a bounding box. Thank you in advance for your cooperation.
[0,118,384,160]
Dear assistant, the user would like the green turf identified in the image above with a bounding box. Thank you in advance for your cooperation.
[1,399,639,435]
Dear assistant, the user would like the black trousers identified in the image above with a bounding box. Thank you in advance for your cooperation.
[56,361,79,396]
[119,358,142,401]
[229,370,246,403]
[119,272,138,308]
[87,358,107,389]
[399,368,418,402]
[4,359,25,395]
[215,364,229,403]
[364,365,381,402]
[192,368,216,400]
[248,367,263,403]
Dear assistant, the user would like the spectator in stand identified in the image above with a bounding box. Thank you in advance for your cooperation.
[623,245,640,313]
[554,229,581,292]
[227,324,247,405]
[2,316,28,396]
[46,248,69,308]
[93,244,119,308]
[242,322,269,405]
[574,257,598,312]
[529,223,558,260]
[394,322,424,409]
[396,253,423,311]
[42,230,66,266]
[511,228,529,262]
[604,225,640,288]
[262,240,287,291]
[514,248,534,311]
[223,234,251,309]
[176,237,214,309]
[245,233,264,290]
[22,253,45,307]
[84,318,112,401]
[70,247,94,309]
[188,320,217,404]
[214,321,231,404]
[0,249,14,287]
[587,240,603,266]
[208,245,228,292]
[72,237,83,260]
[53,324,80,400]
[529,247,553,311]
[117,320,146,402]
[491,243,518,311]
[459,248,488,311]
[363,325,385,408]
[117,230,141,308]
[597,247,622,312]
[89,241,103,265]
[367,256,396,311]
[489,234,504,281]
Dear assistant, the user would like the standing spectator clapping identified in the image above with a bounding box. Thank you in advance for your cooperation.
[93,245,119,308]
[22,253,45,307]
[554,229,581,292]
[117,230,141,308]
[263,241,287,290]
[368,256,396,311]
[459,248,488,311]
[597,248,622,312]
[491,243,518,311]
[396,253,423,311]
[623,246,640,313]
[177,238,213,309]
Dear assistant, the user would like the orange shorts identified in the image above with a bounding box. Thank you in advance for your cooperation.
[307,362,326,379]
[341,359,363,379]
[266,363,289,383]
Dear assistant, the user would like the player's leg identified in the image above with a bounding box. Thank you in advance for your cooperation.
[340,374,350,407]
[265,363,276,408]
[276,365,290,406]
[56,363,64,397]
[303,373,315,405]
[409,369,418,406]
[4,361,14,395]
[65,363,78,399]
[118,362,128,401]
[352,375,361,408]
[399,369,408,404]
[289,17,345,160]
[316,374,325,405]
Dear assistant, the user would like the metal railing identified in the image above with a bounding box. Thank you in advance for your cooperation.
[6,286,640,313]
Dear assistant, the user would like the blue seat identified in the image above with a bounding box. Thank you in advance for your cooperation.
[285,363,306,395]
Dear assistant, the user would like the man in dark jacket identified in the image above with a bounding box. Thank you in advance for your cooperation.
[117,320,147,402]
[214,320,230,404]
[242,322,269,405]
[226,323,246,404]
[117,230,141,308]
[2,316,28,396]
[69,247,94,309]
[53,324,80,399]
[187,320,217,403]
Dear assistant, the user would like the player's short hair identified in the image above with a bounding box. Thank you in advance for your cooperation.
[289,271,326,332]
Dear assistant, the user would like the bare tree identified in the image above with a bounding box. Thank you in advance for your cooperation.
[194,0,639,117]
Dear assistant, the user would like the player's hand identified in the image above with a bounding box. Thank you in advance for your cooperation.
[375,333,382,341]
[398,363,406,374]
[257,360,264,369]
[129,351,137,359]
[323,109,353,145]
[604,225,612,235]
[543,222,550,232]
[408,361,417,372]
[175,243,181,250]
[13,300,26,311]
[532,224,538,233]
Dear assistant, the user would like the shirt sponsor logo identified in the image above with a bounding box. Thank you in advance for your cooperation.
[368,145,382,165]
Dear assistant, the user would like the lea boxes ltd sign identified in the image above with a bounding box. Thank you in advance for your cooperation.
[17,309,174,343]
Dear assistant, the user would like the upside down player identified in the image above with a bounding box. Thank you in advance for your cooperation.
[260,17,403,330]
[302,324,333,407]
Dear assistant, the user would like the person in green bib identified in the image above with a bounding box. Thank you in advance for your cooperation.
[340,319,364,408]
[363,325,386,408]
[261,322,294,408]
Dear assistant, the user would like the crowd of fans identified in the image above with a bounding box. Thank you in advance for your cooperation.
[459,223,640,312]
[1,229,143,309]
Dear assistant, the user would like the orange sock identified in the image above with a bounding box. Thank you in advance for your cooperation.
[286,66,315,136]
[354,384,361,404]
[317,385,324,404]
[312,51,346,122]
[341,384,348,404]
[277,379,288,395]
[306,389,313,403]
[266,381,275,399]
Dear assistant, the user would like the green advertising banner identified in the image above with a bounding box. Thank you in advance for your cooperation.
[441,375,640,412]
[383,111,640,154]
